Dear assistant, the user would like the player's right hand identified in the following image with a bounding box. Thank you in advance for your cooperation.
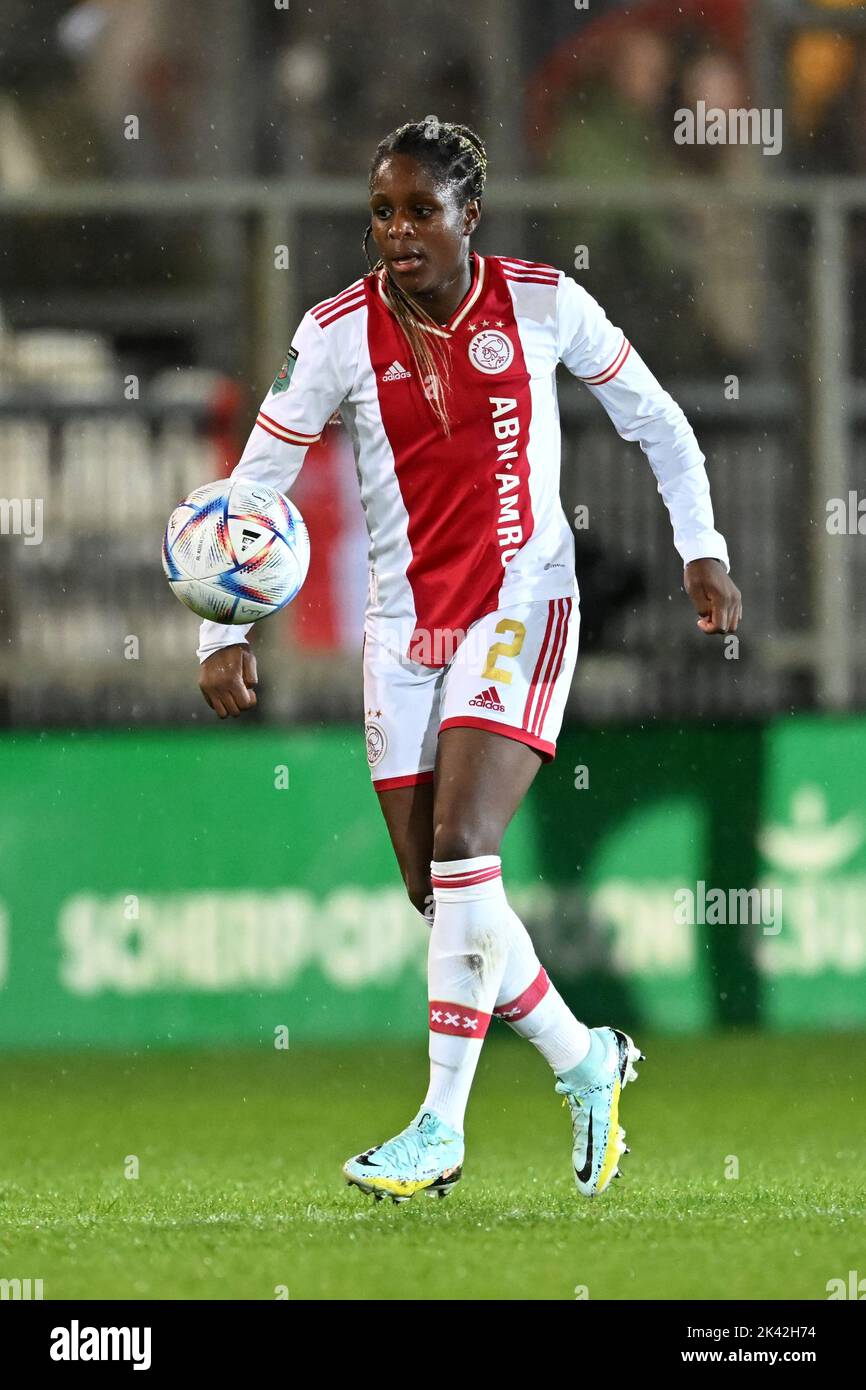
[198,645,258,718]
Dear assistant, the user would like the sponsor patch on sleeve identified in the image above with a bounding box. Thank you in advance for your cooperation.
[271,346,299,394]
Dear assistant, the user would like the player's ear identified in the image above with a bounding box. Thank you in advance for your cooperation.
[464,200,481,236]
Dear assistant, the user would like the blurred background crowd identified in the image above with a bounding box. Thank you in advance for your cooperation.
[1,0,865,727]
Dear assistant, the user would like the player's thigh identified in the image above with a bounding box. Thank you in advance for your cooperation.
[433,593,580,859]
[433,726,542,860]
[363,629,442,913]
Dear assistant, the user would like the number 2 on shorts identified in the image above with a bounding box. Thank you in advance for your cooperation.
[482,619,526,685]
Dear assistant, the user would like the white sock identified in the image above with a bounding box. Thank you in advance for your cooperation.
[421,856,509,1133]
[493,906,591,1074]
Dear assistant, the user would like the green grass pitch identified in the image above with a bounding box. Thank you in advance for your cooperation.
[1,1032,863,1301]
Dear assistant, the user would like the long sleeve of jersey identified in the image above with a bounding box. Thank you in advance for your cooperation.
[556,276,730,571]
[197,311,350,662]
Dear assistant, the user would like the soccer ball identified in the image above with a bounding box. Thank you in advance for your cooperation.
[162,479,310,623]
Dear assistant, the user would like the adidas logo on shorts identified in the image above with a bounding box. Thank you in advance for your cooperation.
[381,360,412,382]
[469,685,505,713]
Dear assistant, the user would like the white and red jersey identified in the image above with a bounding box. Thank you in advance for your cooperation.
[198,251,729,665]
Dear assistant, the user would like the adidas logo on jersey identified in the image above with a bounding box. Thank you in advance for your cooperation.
[381,360,411,382]
[469,686,505,713]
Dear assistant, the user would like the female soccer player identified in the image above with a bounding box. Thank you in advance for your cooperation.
[197,119,742,1203]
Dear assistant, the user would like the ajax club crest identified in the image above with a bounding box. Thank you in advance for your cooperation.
[468,329,514,374]
[365,720,387,767]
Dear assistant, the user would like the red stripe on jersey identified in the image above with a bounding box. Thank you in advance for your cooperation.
[311,279,366,320]
[372,770,434,792]
[528,598,567,735]
[525,597,563,734]
[438,715,556,761]
[494,965,551,1021]
[257,409,321,443]
[496,256,560,275]
[255,416,322,447]
[523,599,557,730]
[499,261,560,277]
[502,272,560,285]
[429,1000,492,1038]
[368,253,535,659]
[581,338,631,386]
[535,596,572,735]
[431,865,502,890]
[316,295,366,328]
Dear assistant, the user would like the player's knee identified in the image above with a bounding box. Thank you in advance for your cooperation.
[432,821,499,864]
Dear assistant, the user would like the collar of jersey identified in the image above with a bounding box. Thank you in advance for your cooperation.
[375,252,485,338]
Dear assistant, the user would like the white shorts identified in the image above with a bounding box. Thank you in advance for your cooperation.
[363,591,580,790]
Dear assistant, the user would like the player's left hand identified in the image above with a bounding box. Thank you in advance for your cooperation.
[683,557,742,635]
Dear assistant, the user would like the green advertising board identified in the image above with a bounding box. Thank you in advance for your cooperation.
[755,718,866,1028]
[0,720,863,1048]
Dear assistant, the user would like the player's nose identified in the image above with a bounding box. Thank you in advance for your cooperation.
[389,215,416,237]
